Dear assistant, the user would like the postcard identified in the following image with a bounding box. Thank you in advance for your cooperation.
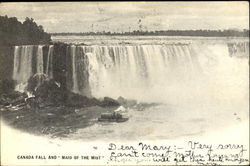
[0,1,249,165]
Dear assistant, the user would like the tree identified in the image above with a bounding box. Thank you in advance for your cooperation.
[0,15,51,46]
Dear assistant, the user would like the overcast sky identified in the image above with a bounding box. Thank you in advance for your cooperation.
[0,2,249,33]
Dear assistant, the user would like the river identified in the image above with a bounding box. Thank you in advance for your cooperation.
[48,35,249,141]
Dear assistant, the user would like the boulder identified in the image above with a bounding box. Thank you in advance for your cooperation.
[31,79,68,107]
[117,96,126,105]
[26,76,122,109]
[117,96,137,107]
[66,92,100,107]
[27,73,49,93]
[66,93,121,108]
[100,97,120,107]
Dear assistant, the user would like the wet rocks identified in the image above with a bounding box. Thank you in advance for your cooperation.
[0,79,15,94]
[29,79,67,108]
[100,97,120,107]
[1,78,124,138]
[26,77,121,108]
[27,73,49,93]
[66,92,100,107]
[117,96,137,107]
[0,91,27,106]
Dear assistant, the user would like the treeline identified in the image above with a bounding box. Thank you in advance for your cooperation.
[51,29,249,37]
[0,15,51,46]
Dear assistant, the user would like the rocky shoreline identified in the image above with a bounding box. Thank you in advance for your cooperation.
[1,78,157,138]
[0,77,121,137]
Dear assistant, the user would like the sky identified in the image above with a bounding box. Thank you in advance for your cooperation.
[0,2,249,33]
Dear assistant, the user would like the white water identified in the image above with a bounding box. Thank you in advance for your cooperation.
[13,38,248,103]
[13,45,34,92]
[79,44,199,101]
[67,42,248,104]
[64,38,249,140]
[12,45,54,92]
[52,35,249,45]
[70,45,79,93]
[46,45,54,79]
[36,45,44,74]
[11,37,249,140]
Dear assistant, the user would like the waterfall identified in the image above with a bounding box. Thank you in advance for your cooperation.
[12,45,54,92]
[66,44,202,100]
[70,45,79,93]
[228,42,249,57]
[68,45,90,96]
[12,42,248,100]
[67,42,248,101]
[13,45,34,92]
[36,45,44,74]
[46,45,54,79]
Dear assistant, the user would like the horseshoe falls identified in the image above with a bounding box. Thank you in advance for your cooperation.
[9,37,249,139]
[69,44,201,101]
[68,42,248,104]
[12,40,249,104]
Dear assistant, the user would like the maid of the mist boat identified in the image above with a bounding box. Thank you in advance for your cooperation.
[98,106,129,123]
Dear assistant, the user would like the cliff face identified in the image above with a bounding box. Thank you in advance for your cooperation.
[49,43,90,96]
[0,46,14,81]
[1,41,248,98]
[51,43,68,90]
[1,43,90,97]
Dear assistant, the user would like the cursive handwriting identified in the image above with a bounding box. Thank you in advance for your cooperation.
[107,141,249,165]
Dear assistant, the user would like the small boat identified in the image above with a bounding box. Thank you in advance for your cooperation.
[98,112,128,123]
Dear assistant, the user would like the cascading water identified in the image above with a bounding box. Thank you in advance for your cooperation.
[67,45,90,96]
[228,42,249,57]
[36,45,44,74]
[13,45,34,92]
[12,41,248,103]
[45,45,54,79]
[70,45,79,93]
[10,40,249,139]
[66,41,248,103]
[12,45,54,92]
[67,44,203,101]
[64,40,248,140]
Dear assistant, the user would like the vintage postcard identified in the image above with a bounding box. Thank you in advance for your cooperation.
[0,1,249,165]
